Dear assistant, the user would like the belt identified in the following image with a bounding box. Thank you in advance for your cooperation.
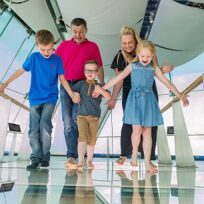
[134,88,151,97]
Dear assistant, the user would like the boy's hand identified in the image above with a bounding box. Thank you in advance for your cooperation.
[92,85,101,98]
[0,83,8,93]
[72,92,80,103]
[94,85,102,93]
[180,94,189,107]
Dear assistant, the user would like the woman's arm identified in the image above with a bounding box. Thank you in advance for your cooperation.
[153,55,174,74]
[97,66,104,84]
[103,64,132,90]
[107,68,123,110]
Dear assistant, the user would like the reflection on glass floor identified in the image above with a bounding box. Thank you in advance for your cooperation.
[0,157,204,204]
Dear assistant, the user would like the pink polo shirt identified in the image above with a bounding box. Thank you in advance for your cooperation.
[55,38,103,80]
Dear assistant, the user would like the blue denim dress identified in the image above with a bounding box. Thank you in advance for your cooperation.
[123,62,163,126]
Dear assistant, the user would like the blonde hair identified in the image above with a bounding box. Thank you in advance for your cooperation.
[120,26,141,63]
[133,40,157,68]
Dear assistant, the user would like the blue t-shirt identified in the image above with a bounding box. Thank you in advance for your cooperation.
[23,52,64,105]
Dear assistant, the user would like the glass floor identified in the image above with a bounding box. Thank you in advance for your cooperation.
[0,157,204,204]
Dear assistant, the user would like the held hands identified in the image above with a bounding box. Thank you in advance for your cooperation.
[72,92,80,103]
[92,85,102,98]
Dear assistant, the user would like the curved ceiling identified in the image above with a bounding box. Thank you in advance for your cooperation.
[2,0,204,71]
[149,0,204,66]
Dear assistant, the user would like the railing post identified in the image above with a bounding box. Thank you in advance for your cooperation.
[176,167,196,204]
[0,97,11,162]
[158,166,172,204]
[17,121,31,161]
[172,101,195,167]
[157,125,172,164]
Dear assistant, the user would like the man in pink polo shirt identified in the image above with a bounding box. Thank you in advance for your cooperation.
[55,18,104,167]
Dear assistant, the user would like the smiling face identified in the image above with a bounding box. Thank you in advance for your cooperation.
[37,43,54,58]
[71,24,87,44]
[137,48,154,66]
[121,34,136,53]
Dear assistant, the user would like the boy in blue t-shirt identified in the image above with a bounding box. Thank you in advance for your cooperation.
[0,30,79,170]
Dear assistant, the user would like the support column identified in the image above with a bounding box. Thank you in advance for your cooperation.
[17,121,31,161]
[0,97,11,162]
[172,101,195,167]
[157,125,172,164]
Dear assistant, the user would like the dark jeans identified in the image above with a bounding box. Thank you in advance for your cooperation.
[60,82,79,159]
[120,81,158,159]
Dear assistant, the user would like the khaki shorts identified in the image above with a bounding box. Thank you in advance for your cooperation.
[77,115,99,145]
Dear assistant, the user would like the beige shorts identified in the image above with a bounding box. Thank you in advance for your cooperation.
[77,115,99,145]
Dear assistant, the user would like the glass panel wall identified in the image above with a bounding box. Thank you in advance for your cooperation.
[0,8,35,152]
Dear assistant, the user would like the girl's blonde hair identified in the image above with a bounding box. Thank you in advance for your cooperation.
[133,40,157,68]
[120,26,141,63]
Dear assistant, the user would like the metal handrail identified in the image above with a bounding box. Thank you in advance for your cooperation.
[0,92,29,111]
[161,74,203,113]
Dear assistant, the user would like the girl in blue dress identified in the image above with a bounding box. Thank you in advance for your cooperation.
[103,40,189,173]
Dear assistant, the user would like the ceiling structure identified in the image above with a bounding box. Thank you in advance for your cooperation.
[2,0,204,76]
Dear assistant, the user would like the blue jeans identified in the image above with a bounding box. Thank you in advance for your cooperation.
[60,83,78,159]
[29,103,55,163]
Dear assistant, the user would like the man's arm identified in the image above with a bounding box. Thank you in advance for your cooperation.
[59,75,80,103]
[97,66,104,84]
